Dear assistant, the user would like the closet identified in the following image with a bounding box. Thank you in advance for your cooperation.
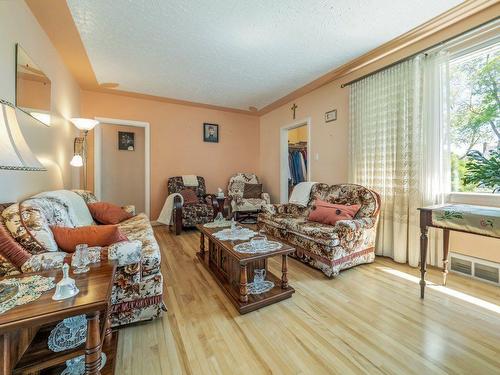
[287,125,308,195]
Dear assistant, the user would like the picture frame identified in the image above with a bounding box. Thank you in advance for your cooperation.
[325,109,337,123]
[118,131,135,151]
[203,123,219,143]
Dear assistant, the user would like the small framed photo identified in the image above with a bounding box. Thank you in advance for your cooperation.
[203,123,219,143]
[325,109,337,123]
[118,131,135,151]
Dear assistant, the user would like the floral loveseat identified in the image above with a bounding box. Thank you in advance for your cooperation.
[258,183,381,277]
[0,190,164,327]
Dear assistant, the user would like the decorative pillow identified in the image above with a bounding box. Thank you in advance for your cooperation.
[243,183,263,199]
[50,225,128,253]
[179,188,198,205]
[35,190,94,227]
[87,202,133,225]
[308,200,361,226]
[2,202,57,254]
[0,216,31,268]
[0,253,21,277]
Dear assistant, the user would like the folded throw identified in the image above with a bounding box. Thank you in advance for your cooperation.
[35,190,94,227]
[289,182,317,207]
[182,175,199,186]
[157,193,184,225]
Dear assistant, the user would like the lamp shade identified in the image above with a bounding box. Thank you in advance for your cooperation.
[70,154,83,167]
[0,100,46,171]
[70,118,99,131]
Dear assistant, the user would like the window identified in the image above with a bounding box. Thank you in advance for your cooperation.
[449,42,500,194]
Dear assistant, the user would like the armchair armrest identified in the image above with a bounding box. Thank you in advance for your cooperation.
[21,252,67,273]
[122,205,136,216]
[173,195,183,235]
[107,240,142,266]
[261,192,271,204]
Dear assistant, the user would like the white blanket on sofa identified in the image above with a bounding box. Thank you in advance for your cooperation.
[157,193,184,225]
[35,190,94,227]
[289,182,317,207]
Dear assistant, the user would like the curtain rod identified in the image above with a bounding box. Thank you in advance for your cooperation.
[341,17,499,88]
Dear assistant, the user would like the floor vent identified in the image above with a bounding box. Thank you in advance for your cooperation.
[450,253,500,285]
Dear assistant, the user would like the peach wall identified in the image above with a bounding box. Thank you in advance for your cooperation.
[81,91,260,219]
[0,1,80,203]
[259,7,499,262]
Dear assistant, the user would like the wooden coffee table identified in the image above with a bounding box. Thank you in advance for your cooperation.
[196,224,295,314]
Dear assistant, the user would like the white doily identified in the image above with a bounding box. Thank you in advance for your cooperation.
[203,220,232,228]
[248,281,274,295]
[48,315,87,352]
[233,241,282,254]
[61,352,106,375]
[212,227,257,241]
[0,275,55,315]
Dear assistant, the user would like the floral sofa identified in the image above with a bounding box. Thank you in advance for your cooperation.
[227,173,270,222]
[168,176,215,234]
[0,190,164,327]
[258,183,381,277]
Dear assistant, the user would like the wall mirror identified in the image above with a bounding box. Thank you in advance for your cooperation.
[15,44,51,126]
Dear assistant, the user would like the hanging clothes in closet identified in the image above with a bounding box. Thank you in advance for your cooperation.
[288,143,307,187]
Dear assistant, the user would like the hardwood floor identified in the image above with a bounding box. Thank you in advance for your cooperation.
[116,226,500,375]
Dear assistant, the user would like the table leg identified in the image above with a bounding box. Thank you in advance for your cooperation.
[239,264,248,303]
[442,229,450,286]
[104,312,112,346]
[420,225,428,299]
[199,232,205,258]
[85,312,102,375]
[281,254,289,289]
[2,333,11,375]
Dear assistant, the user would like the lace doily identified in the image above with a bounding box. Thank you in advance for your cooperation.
[248,281,274,295]
[48,315,87,352]
[233,241,282,254]
[203,220,232,228]
[212,227,257,241]
[0,275,55,315]
[61,352,106,375]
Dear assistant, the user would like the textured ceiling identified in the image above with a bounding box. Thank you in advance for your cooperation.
[67,0,463,110]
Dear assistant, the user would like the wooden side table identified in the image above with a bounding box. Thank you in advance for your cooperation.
[0,261,118,375]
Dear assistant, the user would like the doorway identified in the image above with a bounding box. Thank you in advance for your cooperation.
[93,117,151,217]
[280,118,311,203]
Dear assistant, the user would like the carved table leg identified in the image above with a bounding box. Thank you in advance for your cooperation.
[420,225,428,299]
[442,228,450,286]
[239,264,248,303]
[281,254,289,289]
[2,333,11,375]
[104,312,112,346]
[85,312,102,375]
[199,232,205,258]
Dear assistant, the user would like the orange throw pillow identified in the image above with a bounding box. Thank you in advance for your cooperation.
[87,202,133,225]
[308,199,361,226]
[51,225,128,253]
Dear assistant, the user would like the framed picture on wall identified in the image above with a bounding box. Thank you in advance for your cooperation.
[118,131,135,151]
[203,123,219,143]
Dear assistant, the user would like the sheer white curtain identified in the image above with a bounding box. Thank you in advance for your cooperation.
[349,51,449,267]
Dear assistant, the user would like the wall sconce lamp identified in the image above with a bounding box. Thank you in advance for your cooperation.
[0,99,46,171]
[69,118,99,190]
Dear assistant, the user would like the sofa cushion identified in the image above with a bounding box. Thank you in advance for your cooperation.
[0,253,21,277]
[308,200,360,226]
[231,198,267,212]
[179,188,198,205]
[88,202,133,224]
[35,190,94,227]
[51,225,128,253]
[181,204,214,226]
[0,216,31,268]
[322,184,379,218]
[118,213,162,277]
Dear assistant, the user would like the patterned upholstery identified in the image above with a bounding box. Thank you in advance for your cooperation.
[0,190,164,327]
[227,173,271,213]
[258,183,380,277]
[167,176,214,227]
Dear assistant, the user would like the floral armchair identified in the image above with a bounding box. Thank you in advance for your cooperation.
[227,173,270,222]
[168,176,215,234]
[258,183,381,277]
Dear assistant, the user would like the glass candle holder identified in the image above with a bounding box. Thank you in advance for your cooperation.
[72,244,90,274]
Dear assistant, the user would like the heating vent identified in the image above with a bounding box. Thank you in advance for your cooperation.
[474,263,499,283]
[450,256,472,275]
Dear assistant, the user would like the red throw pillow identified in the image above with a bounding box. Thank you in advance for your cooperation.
[51,225,128,253]
[308,200,361,226]
[0,217,31,268]
[87,202,133,225]
[179,188,198,205]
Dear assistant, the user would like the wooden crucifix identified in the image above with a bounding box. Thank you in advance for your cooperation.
[291,103,298,119]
